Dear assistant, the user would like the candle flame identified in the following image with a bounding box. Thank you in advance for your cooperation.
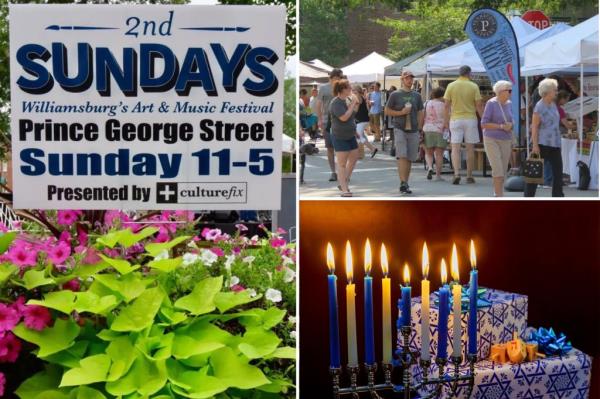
[326,243,335,273]
[470,240,477,270]
[345,241,353,284]
[364,239,372,275]
[422,242,430,279]
[403,263,410,285]
[441,258,448,285]
[451,243,460,282]
[380,243,389,277]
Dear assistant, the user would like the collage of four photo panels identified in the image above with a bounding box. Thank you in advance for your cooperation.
[0,0,597,399]
[297,1,599,399]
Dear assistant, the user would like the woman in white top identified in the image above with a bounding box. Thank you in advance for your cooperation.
[422,87,447,180]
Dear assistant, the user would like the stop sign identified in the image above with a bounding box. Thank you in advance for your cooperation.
[522,10,551,29]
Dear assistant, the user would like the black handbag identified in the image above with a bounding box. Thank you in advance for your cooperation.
[523,153,544,184]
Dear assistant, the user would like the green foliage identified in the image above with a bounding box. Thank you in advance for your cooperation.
[8,228,295,399]
[284,78,296,140]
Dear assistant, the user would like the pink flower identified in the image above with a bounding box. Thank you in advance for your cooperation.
[0,304,20,332]
[10,297,27,314]
[232,247,241,255]
[235,224,249,232]
[276,227,287,235]
[56,210,81,226]
[213,233,230,243]
[270,237,286,248]
[47,241,71,265]
[154,227,170,243]
[210,247,225,257]
[81,248,102,265]
[63,279,81,292]
[0,371,5,396]
[7,245,37,268]
[22,305,52,331]
[0,332,22,362]
[175,210,195,222]
[192,236,201,242]
[59,231,71,243]
[202,228,222,241]
[103,248,119,258]
[231,284,245,292]
[76,227,88,246]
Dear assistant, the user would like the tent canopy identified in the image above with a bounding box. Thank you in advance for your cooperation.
[384,40,457,76]
[522,15,599,76]
[307,59,333,72]
[342,52,394,83]
[299,61,329,85]
[426,16,547,75]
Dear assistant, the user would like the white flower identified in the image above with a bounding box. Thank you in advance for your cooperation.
[283,267,296,283]
[154,249,169,261]
[182,252,199,266]
[200,249,218,266]
[247,288,257,298]
[225,255,235,270]
[250,235,259,244]
[288,315,296,325]
[265,288,282,303]
[243,256,255,265]
[290,330,297,340]
[282,255,294,266]
[230,276,240,287]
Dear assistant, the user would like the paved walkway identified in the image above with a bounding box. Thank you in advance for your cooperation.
[300,137,599,198]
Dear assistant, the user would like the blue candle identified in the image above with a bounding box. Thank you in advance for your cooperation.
[437,259,449,360]
[327,243,341,368]
[364,239,375,365]
[468,240,478,356]
[400,263,411,327]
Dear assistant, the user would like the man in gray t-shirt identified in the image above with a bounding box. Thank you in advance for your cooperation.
[384,71,424,194]
[316,68,343,182]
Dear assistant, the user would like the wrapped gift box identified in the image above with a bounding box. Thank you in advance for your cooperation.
[404,288,528,360]
[409,348,593,399]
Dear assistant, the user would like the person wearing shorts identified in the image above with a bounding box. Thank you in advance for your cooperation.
[422,87,448,181]
[329,79,360,197]
[353,85,378,158]
[316,68,344,182]
[481,80,514,197]
[443,65,483,185]
[384,71,424,194]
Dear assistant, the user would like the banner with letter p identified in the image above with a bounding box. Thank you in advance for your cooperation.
[465,8,521,142]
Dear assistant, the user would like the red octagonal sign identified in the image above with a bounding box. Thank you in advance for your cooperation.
[522,10,551,30]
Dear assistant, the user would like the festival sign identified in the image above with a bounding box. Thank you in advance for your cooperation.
[465,8,521,142]
[9,4,285,210]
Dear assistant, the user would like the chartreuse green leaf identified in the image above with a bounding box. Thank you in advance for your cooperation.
[59,354,111,387]
[0,263,18,284]
[41,341,90,368]
[97,227,159,249]
[98,254,139,275]
[105,355,167,397]
[15,366,64,399]
[0,231,17,254]
[210,347,270,389]
[257,377,294,394]
[94,272,148,302]
[74,386,107,399]
[174,276,223,315]
[21,269,55,290]
[265,346,296,360]
[237,307,287,330]
[28,290,118,316]
[176,318,234,344]
[171,370,228,399]
[28,291,76,314]
[111,287,165,332]
[106,336,137,382]
[145,235,190,257]
[136,331,174,361]
[214,290,262,313]
[172,334,225,360]
[148,257,183,272]
[13,319,80,357]
[238,327,281,359]
[159,306,188,326]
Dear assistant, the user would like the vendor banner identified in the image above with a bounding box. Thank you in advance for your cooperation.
[465,9,520,141]
[9,4,285,210]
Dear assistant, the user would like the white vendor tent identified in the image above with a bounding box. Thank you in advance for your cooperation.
[307,59,333,72]
[342,52,394,83]
[522,15,599,76]
[426,16,539,75]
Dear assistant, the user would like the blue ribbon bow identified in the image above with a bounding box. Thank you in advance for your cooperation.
[529,327,572,356]
[433,286,491,312]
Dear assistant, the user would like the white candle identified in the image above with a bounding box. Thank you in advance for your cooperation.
[421,242,431,361]
[451,243,462,359]
[345,241,358,365]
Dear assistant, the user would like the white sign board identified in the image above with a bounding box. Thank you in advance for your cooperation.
[9,5,285,210]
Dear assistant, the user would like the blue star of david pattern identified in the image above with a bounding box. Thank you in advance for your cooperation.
[545,363,578,398]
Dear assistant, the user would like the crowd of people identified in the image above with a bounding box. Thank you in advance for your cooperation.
[299,65,589,197]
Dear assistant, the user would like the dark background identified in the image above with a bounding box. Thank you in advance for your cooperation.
[299,201,600,398]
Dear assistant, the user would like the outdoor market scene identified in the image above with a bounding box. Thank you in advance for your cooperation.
[299,1,599,197]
